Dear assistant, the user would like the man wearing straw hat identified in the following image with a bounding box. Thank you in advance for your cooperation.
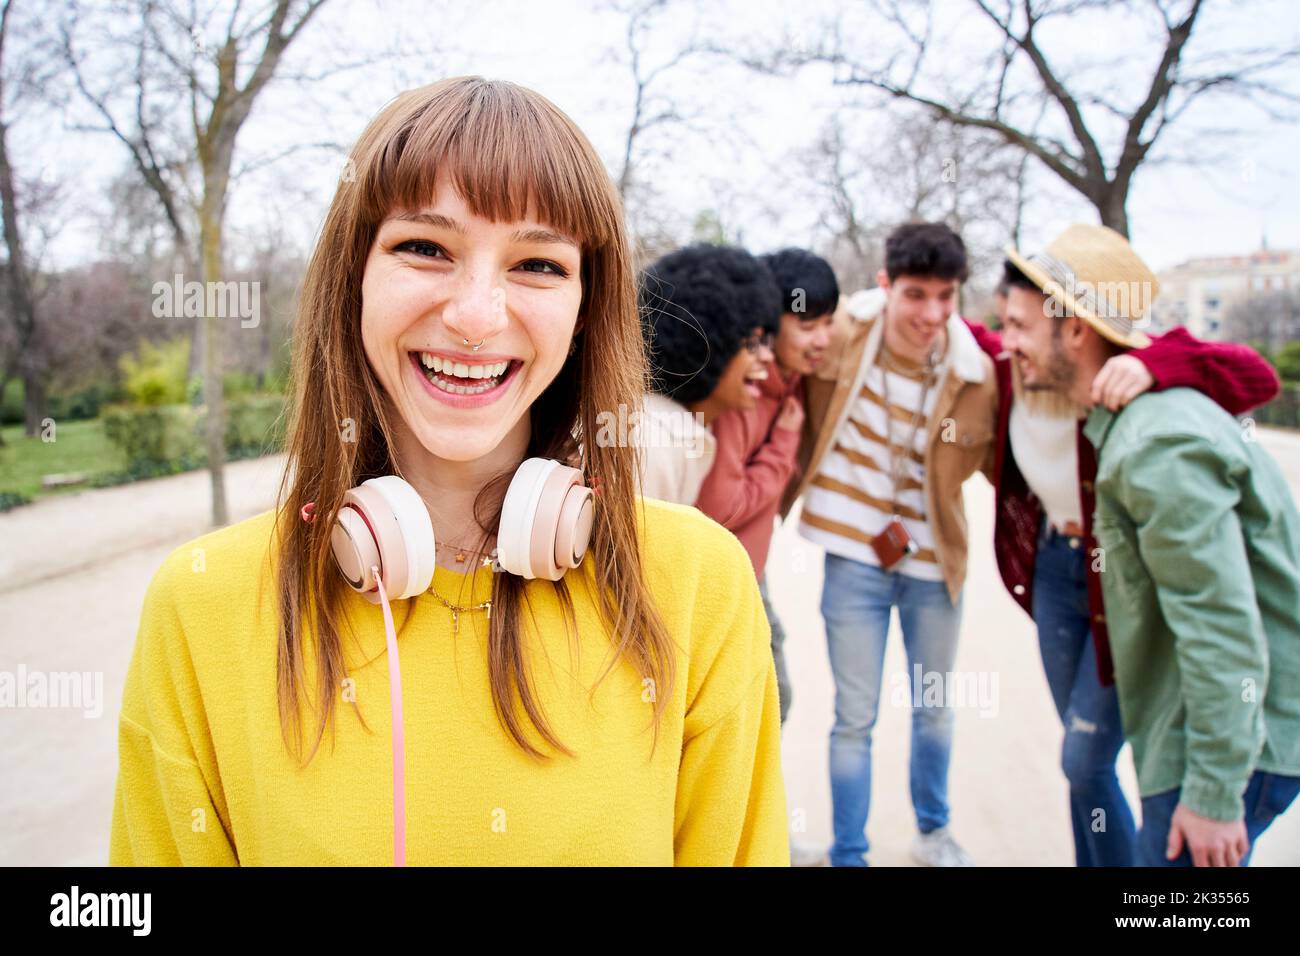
[977,234,1277,869]
[1000,223,1300,867]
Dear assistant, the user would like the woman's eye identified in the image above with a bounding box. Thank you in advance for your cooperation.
[516,259,569,278]
[393,239,446,259]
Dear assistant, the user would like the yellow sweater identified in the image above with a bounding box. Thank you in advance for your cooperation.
[109,496,789,866]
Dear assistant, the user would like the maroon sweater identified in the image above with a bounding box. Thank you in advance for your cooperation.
[965,322,1281,685]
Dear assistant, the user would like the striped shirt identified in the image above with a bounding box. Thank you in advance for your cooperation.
[799,345,945,580]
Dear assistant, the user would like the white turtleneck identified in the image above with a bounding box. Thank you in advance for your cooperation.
[1008,402,1082,529]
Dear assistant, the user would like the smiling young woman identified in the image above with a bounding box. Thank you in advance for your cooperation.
[108,77,788,867]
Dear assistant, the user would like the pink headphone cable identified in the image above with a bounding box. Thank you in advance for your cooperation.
[372,566,407,867]
[302,460,593,867]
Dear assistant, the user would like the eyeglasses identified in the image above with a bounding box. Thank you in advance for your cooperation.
[742,330,775,355]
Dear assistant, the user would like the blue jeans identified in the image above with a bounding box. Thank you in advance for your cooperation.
[1137,772,1300,866]
[1032,522,1136,866]
[821,552,962,867]
[757,578,792,725]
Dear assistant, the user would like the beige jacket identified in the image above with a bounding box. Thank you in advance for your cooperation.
[779,289,998,603]
[637,392,718,505]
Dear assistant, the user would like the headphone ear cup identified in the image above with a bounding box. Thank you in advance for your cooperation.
[330,504,382,595]
[332,485,400,603]
[497,457,552,578]
[328,478,434,602]
[362,476,436,598]
[499,458,592,581]
[555,482,595,571]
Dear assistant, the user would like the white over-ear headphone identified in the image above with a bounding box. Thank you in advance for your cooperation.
[299,457,594,866]
[316,457,596,602]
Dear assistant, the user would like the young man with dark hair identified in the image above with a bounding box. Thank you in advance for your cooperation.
[1000,224,1300,867]
[695,247,839,727]
[638,243,780,504]
[779,221,996,867]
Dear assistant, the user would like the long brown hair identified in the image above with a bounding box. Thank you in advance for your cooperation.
[274,77,675,763]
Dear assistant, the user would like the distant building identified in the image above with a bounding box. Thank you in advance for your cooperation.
[1153,248,1300,339]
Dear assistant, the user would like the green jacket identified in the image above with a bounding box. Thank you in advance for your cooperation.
[1085,388,1300,821]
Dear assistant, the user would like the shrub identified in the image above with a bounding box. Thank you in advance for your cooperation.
[1274,341,1300,384]
[1,379,23,425]
[48,383,118,421]
[0,490,32,511]
[1252,385,1300,430]
[100,403,202,474]
[224,393,287,459]
[120,338,190,407]
[223,370,260,399]
[98,393,285,484]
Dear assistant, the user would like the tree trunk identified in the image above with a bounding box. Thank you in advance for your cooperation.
[0,116,41,437]
[175,247,203,393]
[256,268,272,391]
[21,368,46,436]
[188,314,204,396]
[200,176,228,526]
[1096,185,1130,238]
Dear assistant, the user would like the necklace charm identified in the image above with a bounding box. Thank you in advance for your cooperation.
[435,539,489,565]
[427,582,493,639]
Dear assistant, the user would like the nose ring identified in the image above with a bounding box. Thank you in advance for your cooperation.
[462,337,485,352]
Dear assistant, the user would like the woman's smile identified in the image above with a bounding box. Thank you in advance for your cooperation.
[408,350,524,409]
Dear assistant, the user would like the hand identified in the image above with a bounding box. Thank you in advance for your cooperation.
[775,395,804,432]
[1090,354,1155,410]
[1167,802,1250,867]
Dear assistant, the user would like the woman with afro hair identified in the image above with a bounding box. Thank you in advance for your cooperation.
[637,243,782,504]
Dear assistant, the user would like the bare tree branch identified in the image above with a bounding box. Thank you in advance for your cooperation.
[772,0,1298,236]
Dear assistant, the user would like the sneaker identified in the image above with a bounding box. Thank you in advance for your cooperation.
[789,839,830,867]
[910,827,973,867]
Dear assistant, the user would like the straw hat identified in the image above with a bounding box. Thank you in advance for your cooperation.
[1005,224,1157,349]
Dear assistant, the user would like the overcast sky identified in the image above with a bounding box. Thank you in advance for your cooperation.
[25,0,1300,280]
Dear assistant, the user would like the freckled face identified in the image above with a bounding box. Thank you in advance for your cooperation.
[360,186,583,462]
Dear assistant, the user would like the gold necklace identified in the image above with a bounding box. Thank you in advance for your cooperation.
[434,539,494,565]
[427,579,492,637]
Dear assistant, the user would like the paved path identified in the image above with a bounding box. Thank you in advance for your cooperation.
[1,437,1297,866]
[0,456,287,866]
[0,455,288,594]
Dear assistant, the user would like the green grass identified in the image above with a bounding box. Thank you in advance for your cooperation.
[0,419,127,499]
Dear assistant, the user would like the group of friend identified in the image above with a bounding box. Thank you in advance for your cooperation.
[636,221,1300,868]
